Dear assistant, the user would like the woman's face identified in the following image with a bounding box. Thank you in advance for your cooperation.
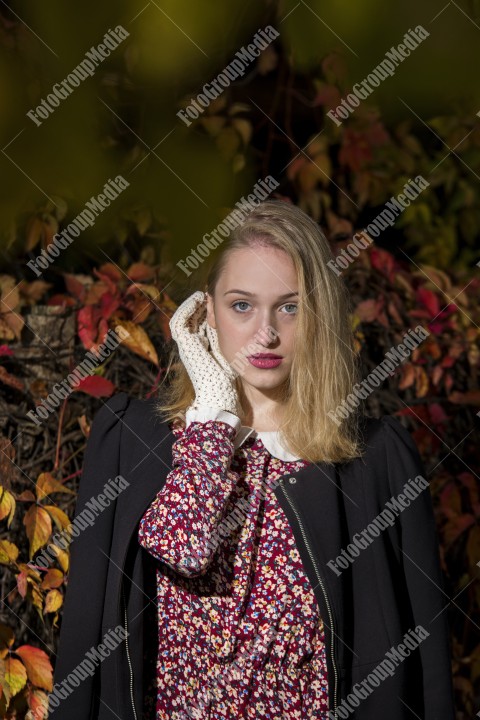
[206,243,298,396]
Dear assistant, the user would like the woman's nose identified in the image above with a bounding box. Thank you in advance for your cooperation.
[253,323,279,347]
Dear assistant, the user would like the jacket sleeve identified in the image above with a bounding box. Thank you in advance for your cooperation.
[382,415,455,720]
[137,409,242,578]
[48,391,130,720]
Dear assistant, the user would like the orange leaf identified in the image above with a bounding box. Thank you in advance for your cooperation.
[16,646,53,691]
[40,569,64,590]
[127,262,155,282]
[27,687,50,720]
[23,506,52,559]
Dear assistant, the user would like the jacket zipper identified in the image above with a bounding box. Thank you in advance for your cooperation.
[122,581,139,720]
[279,476,338,719]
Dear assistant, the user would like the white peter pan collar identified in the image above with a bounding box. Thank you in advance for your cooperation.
[185,405,302,462]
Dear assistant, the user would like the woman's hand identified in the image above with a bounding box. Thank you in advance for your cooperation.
[169,290,240,415]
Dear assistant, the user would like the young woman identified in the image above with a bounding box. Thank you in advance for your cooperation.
[49,200,455,719]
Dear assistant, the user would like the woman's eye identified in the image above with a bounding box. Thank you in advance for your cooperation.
[231,301,298,314]
[232,301,250,312]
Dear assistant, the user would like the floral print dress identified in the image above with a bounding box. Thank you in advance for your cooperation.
[137,409,329,719]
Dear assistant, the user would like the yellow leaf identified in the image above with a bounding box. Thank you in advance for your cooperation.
[23,506,52,559]
[111,319,159,365]
[0,487,16,527]
[43,506,71,532]
[0,540,19,565]
[4,656,27,697]
[36,473,75,501]
[44,589,63,615]
[46,544,69,573]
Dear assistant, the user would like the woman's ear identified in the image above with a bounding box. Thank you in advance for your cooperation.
[205,292,216,329]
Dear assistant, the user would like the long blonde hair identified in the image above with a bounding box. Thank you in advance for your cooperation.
[155,200,366,464]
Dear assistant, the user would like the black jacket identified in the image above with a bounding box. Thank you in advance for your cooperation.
[48,392,455,719]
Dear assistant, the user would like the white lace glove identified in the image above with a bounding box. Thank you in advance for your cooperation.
[169,290,240,415]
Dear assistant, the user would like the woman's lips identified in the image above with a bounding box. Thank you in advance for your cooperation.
[247,355,283,369]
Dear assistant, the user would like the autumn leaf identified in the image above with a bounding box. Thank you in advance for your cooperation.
[111,318,159,365]
[26,687,50,720]
[35,473,75,502]
[44,589,63,615]
[40,569,63,590]
[448,390,480,406]
[44,506,71,533]
[0,540,19,565]
[126,262,155,282]
[23,506,52,559]
[0,487,16,526]
[16,646,53,691]
[72,374,116,398]
[45,544,69,573]
[4,656,27,697]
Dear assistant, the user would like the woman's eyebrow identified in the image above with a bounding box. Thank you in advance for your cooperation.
[223,289,299,298]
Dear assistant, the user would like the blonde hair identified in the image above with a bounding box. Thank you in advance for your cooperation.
[154,200,366,464]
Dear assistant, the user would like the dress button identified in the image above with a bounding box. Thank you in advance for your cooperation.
[289,477,297,484]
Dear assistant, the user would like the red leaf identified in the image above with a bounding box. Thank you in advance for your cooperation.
[100,292,121,320]
[416,287,440,317]
[428,403,448,424]
[369,247,396,283]
[77,305,100,350]
[47,294,77,307]
[72,375,116,398]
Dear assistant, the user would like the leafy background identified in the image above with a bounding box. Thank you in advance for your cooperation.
[0,0,479,717]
